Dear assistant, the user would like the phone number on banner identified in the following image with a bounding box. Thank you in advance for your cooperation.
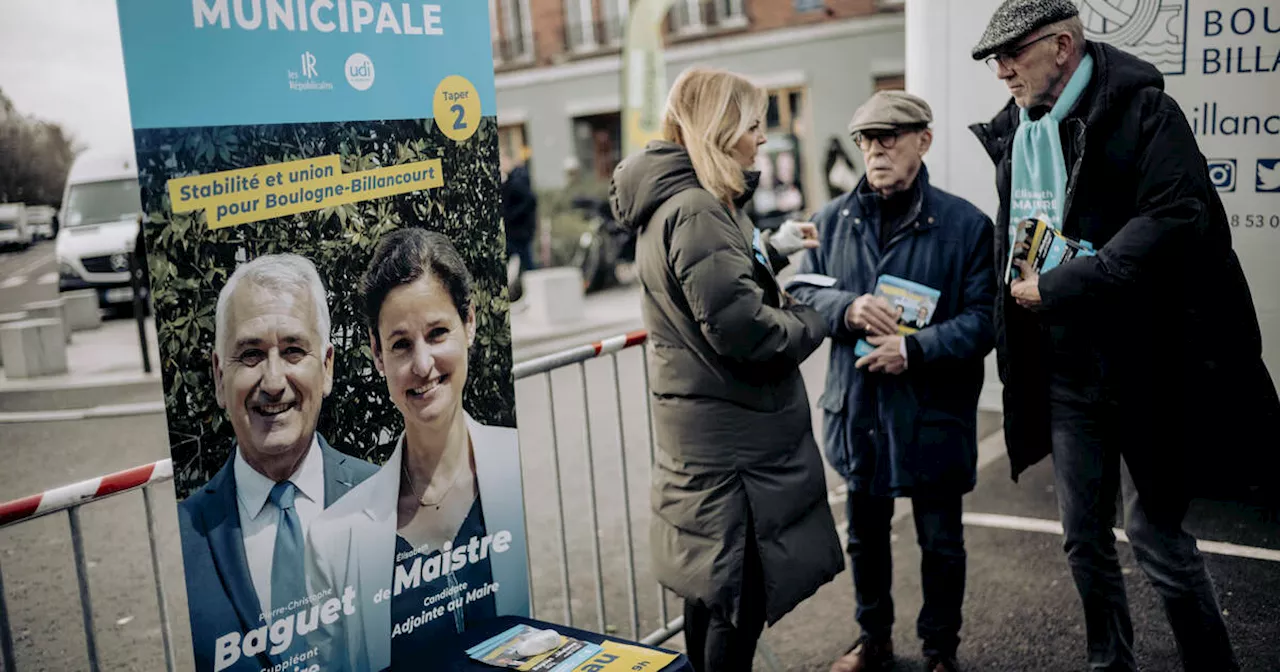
[1229,212,1280,231]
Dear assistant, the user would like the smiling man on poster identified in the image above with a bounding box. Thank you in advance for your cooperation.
[178,254,377,672]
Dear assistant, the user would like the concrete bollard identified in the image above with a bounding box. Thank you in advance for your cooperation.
[61,290,103,331]
[0,311,30,367]
[0,318,69,378]
[22,298,70,344]
[522,267,585,325]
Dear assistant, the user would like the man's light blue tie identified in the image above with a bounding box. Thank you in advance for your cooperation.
[269,481,306,617]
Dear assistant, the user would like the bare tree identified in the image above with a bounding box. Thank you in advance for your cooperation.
[0,87,79,206]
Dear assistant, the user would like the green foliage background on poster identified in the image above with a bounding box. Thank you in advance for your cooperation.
[133,117,513,499]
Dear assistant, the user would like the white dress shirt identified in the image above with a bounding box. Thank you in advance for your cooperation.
[234,436,324,617]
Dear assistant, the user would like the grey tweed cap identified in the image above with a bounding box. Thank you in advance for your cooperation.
[971,0,1079,60]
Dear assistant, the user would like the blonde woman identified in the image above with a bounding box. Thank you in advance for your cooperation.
[610,67,844,672]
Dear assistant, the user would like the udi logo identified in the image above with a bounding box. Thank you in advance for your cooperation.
[345,53,375,91]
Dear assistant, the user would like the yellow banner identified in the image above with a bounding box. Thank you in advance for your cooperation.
[622,0,679,158]
[165,155,444,230]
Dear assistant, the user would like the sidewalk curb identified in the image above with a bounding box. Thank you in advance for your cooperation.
[0,371,162,393]
[961,512,1280,563]
[0,400,166,424]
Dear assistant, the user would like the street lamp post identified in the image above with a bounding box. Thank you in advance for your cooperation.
[130,216,151,374]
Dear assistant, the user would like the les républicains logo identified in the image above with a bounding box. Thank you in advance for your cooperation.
[289,51,334,92]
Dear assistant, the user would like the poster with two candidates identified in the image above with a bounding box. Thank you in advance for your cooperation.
[115,1,529,670]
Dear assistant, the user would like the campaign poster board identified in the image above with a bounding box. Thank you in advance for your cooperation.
[114,2,530,670]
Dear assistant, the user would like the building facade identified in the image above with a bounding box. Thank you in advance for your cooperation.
[490,0,906,222]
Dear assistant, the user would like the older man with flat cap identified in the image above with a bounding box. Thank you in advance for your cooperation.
[790,91,995,672]
[971,1,1279,670]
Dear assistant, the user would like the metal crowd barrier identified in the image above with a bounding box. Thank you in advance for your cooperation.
[512,330,684,647]
[0,329,682,671]
[0,461,176,672]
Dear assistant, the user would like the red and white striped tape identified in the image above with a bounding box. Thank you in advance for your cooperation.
[0,459,173,528]
[513,329,648,378]
[592,330,648,357]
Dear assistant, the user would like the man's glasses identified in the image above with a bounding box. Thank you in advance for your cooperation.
[984,32,1061,73]
[853,127,922,151]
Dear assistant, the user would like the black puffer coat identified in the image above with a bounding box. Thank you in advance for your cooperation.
[971,42,1279,506]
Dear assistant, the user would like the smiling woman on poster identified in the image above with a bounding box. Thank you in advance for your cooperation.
[306,228,528,672]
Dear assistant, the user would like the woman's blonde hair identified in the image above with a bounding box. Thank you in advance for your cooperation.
[661,67,767,206]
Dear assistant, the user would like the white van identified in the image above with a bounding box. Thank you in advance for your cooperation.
[0,203,33,250]
[56,154,145,308]
[27,205,56,240]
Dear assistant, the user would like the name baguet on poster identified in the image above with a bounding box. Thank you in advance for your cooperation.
[114,2,530,670]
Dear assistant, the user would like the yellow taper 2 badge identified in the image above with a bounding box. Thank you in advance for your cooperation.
[434,76,480,143]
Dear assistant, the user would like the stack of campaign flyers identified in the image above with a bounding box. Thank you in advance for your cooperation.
[1006,216,1095,283]
[853,275,942,357]
[466,625,601,671]
[466,626,681,671]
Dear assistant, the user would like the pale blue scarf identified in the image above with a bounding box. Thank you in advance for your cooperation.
[1008,53,1094,245]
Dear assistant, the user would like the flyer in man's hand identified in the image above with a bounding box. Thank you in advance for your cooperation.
[854,275,942,357]
[1006,216,1096,283]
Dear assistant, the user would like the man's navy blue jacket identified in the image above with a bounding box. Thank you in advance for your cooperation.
[791,166,996,496]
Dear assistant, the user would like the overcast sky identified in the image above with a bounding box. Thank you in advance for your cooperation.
[0,0,135,156]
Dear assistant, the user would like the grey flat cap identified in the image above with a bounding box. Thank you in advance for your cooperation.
[848,91,933,134]
[971,0,1079,60]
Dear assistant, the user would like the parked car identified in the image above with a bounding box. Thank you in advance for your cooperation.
[56,154,146,309]
[26,205,57,240]
[0,203,33,250]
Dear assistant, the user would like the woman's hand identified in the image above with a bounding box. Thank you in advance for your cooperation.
[769,220,820,256]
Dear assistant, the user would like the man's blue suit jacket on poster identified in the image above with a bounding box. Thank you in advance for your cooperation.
[177,435,377,672]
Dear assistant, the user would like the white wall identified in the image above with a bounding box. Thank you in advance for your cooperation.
[905,0,1011,219]
[907,0,1280,404]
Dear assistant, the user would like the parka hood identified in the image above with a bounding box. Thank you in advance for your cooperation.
[609,141,705,233]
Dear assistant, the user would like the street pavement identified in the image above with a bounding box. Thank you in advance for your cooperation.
[0,241,57,317]
[1,241,1278,671]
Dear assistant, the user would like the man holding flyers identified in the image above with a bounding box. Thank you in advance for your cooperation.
[971,1,1279,669]
[789,91,995,672]
[177,254,377,672]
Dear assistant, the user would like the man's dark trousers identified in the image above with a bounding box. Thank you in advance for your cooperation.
[846,490,965,659]
[506,237,535,275]
[1048,370,1237,672]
